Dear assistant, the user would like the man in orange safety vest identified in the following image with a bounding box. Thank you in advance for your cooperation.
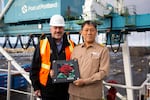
[30,14,75,100]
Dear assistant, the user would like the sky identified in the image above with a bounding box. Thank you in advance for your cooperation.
[106,0,150,14]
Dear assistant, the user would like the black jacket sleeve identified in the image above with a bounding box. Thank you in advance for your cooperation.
[30,43,41,91]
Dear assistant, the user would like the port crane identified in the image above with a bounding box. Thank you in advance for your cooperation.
[0,0,150,100]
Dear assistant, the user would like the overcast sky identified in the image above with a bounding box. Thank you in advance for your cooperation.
[106,0,150,14]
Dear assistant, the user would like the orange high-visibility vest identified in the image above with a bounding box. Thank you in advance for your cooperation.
[39,37,74,86]
[65,40,74,60]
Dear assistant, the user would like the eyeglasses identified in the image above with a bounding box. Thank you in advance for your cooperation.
[82,29,96,33]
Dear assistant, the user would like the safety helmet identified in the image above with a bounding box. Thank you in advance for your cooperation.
[49,15,65,26]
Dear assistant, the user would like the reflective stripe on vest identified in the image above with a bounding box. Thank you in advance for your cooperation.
[39,38,74,86]
[40,37,48,55]
[41,63,50,70]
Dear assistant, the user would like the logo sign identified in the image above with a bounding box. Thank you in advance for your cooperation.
[21,2,58,14]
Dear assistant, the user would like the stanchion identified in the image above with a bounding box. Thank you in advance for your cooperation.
[7,60,11,100]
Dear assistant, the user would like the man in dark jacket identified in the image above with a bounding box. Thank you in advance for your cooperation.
[30,14,75,100]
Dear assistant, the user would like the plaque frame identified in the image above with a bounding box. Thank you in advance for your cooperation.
[52,59,80,83]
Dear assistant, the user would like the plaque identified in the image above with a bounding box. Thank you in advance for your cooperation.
[52,59,80,83]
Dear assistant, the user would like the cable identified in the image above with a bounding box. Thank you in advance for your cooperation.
[2,35,12,48]
[13,35,19,48]
[109,31,123,53]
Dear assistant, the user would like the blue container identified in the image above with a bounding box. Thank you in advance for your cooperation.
[0,73,28,93]
[4,0,84,23]
[0,73,7,87]
[0,73,7,93]
[12,74,27,89]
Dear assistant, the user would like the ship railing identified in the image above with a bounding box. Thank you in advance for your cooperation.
[0,46,38,100]
[1,60,149,100]
[0,59,36,100]
[103,74,150,100]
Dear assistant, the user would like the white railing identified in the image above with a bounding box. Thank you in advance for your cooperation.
[0,60,35,100]
[1,60,150,100]
[0,46,36,100]
[103,74,150,100]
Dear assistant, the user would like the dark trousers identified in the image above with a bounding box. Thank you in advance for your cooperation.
[41,95,69,100]
[40,82,69,100]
